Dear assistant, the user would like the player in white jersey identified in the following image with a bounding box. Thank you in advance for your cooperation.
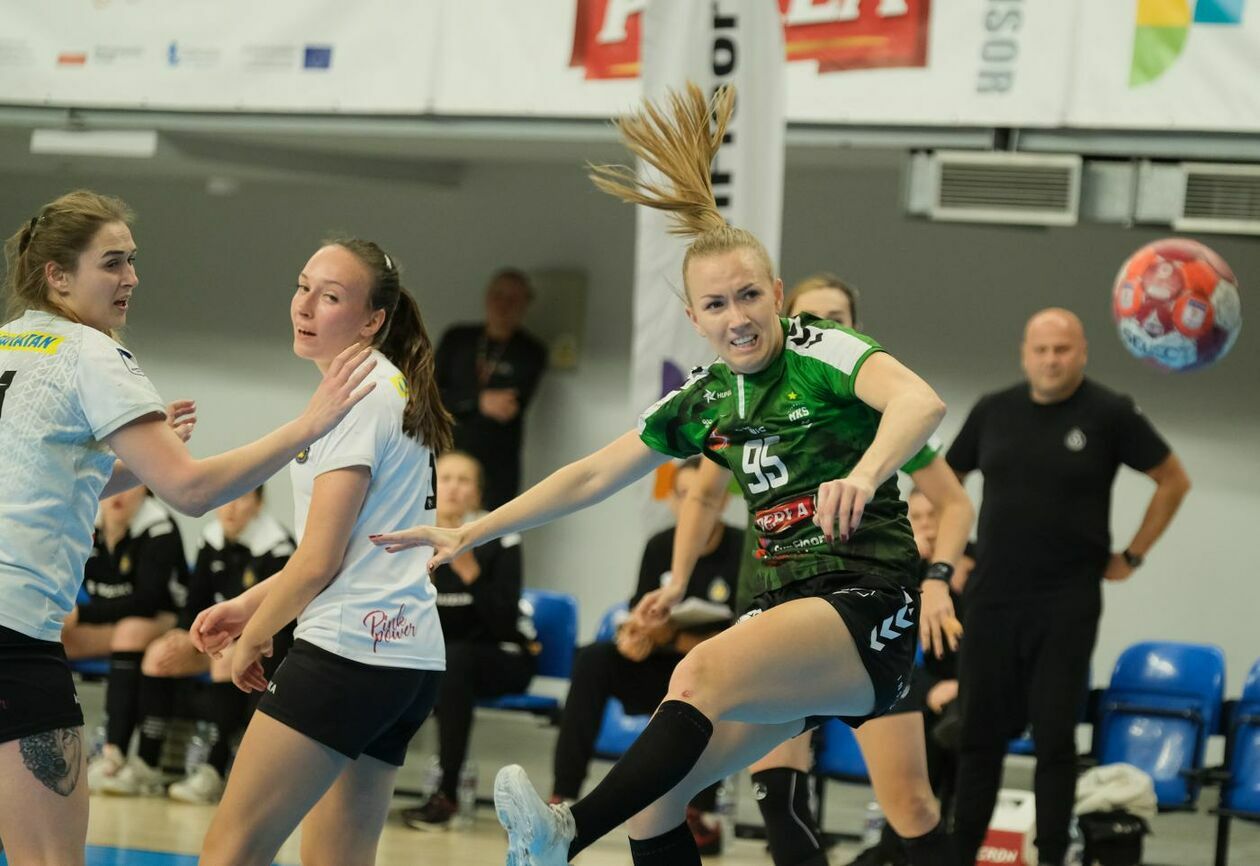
[0,190,375,866]
[189,239,451,866]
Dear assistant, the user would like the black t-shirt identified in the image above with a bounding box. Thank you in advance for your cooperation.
[181,514,295,630]
[946,378,1170,603]
[434,323,547,508]
[631,525,744,632]
[80,501,189,624]
[432,535,530,647]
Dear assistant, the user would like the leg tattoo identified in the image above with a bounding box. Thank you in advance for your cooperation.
[18,727,82,796]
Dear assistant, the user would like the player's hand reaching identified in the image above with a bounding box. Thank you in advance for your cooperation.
[299,343,377,442]
[190,597,251,659]
[370,525,467,571]
[166,399,197,443]
[813,473,876,544]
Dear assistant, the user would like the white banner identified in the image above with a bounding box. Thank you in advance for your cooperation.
[0,0,438,113]
[1066,1,1260,131]
[628,0,785,514]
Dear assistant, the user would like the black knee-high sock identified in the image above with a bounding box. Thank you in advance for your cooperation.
[902,820,957,866]
[629,821,701,866]
[136,674,176,767]
[204,683,251,775]
[751,768,827,866]
[568,700,713,859]
[105,651,144,751]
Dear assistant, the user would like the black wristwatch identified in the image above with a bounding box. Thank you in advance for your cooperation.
[1122,549,1144,569]
[923,562,954,585]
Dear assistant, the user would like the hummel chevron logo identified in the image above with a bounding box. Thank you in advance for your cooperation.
[869,591,915,652]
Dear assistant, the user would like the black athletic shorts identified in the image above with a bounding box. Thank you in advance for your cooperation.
[0,624,85,744]
[256,639,441,766]
[743,572,919,730]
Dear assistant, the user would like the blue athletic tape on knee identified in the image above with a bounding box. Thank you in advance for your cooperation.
[628,821,701,866]
[568,700,714,858]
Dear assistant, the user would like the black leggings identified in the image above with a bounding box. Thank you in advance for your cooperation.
[435,641,533,799]
[953,592,1098,866]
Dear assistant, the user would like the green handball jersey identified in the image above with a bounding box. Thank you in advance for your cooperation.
[639,316,919,601]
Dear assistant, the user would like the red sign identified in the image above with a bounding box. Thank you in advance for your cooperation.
[571,0,931,80]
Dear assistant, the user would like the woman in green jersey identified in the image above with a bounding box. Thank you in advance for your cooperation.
[371,85,948,866]
[668,274,971,866]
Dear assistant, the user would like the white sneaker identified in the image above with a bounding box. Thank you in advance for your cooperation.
[494,765,575,866]
[86,744,126,793]
[100,756,164,796]
[168,763,224,804]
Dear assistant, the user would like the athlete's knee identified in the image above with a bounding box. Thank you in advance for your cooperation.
[880,779,940,838]
[664,643,728,711]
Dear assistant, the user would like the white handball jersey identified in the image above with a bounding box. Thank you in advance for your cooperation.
[0,310,165,641]
[290,350,443,670]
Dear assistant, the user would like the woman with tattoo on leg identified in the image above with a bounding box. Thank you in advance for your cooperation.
[0,191,373,865]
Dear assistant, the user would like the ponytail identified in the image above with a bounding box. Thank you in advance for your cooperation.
[588,83,774,298]
[380,286,454,452]
[325,237,454,453]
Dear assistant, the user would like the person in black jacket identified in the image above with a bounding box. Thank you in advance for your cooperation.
[434,269,547,510]
[130,486,295,804]
[64,486,189,794]
[403,451,536,829]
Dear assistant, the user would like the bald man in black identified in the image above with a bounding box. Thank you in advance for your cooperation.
[947,308,1190,866]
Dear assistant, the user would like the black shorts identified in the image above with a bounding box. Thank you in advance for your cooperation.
[256,639,440,766]
[0,625,85,744]
[744,572,919,730]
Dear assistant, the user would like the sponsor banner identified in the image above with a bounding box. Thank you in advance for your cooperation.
[629,0,785,518]
[572,0,930,80]
[0,0,437,112]
[567,0,1076,127]
[1066,0,1260,131]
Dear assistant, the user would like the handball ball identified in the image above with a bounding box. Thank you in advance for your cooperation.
[1112,238,1242,372]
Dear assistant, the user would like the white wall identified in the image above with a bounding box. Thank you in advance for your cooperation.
[3,156,1257,690]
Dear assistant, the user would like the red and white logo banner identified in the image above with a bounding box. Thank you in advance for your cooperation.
[572,0,930,80]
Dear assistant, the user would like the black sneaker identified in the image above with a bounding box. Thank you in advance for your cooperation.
[402,792,459,831]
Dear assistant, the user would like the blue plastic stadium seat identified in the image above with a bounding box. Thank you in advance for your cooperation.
[477,589,578,721]
[1096,641,1225,810]
[594,697,650,760]
[588,602,650,759]
[816,717,869,783]
[70,656,112,679]
[595,601,628,643]
[1213,657,1260,866]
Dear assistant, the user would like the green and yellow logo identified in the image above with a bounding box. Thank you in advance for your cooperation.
[391,373,408,399]
[1131,0,1246,86]
[0,330,63,354]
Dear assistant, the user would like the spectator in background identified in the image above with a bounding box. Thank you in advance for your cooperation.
[403,451,535,830]
[547,456,742,855]
[65,487,189,795]
[143,486,295,804]
[435,269,547,509]
[947,307,1191,866]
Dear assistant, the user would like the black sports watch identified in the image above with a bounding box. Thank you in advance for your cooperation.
[1122,549,1144,569]
[923,562,954,584]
